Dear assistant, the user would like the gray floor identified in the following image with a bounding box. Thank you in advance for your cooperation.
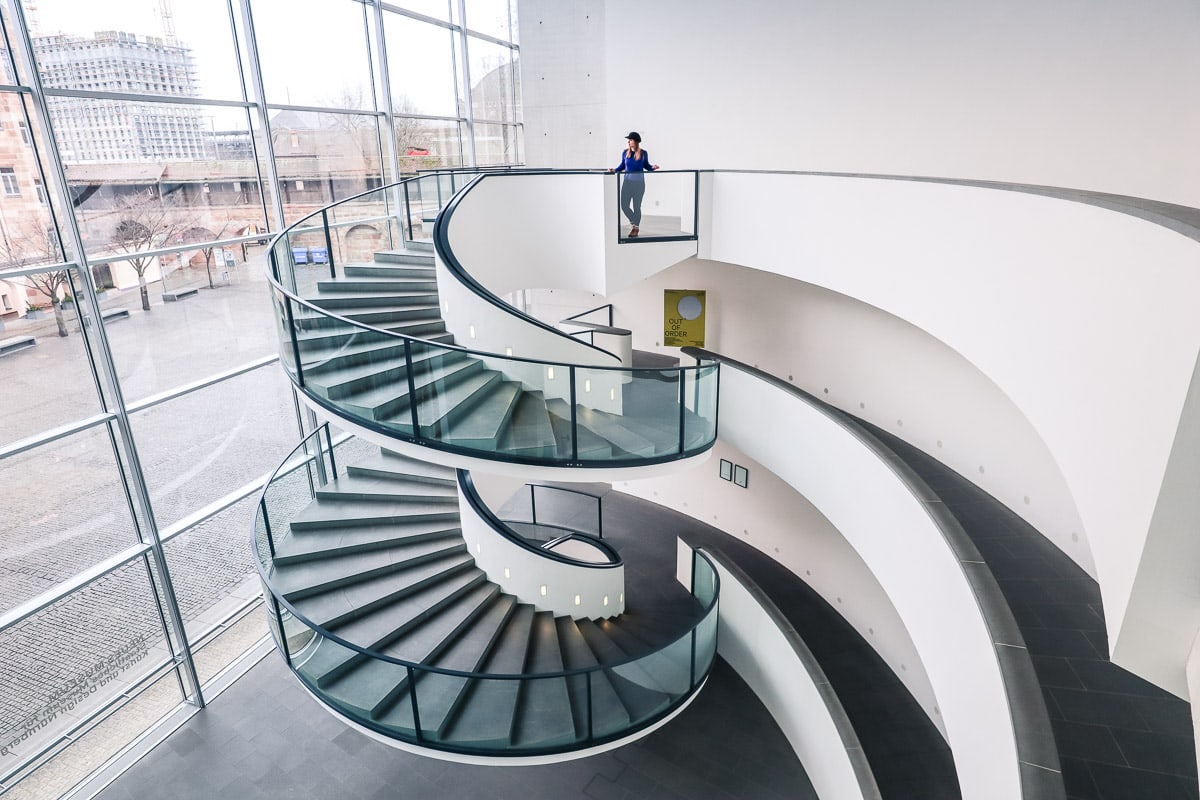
[92,653,810,800]
[95,478,816,800]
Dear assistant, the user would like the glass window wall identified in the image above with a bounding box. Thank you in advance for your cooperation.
[0,0,521,793]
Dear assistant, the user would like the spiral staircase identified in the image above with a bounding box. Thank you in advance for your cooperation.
[253,174,720,759]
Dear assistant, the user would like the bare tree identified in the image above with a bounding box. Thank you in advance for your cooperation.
[181,223,232,289]
[0,222,71,337]
[109,190,184,311]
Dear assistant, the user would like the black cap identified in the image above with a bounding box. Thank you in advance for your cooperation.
[625,131,641,143]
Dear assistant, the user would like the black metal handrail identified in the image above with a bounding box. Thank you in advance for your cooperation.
[457,471,620,568]
[264,169,720,469]
[252,427,720,755]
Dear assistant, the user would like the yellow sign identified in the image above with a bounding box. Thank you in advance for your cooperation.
[664,290,706,347]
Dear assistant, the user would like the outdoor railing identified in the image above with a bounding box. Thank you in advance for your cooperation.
[253,425,721,757]
[265,171,719,468]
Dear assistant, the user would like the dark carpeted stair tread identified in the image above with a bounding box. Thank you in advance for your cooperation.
[294,564,483,698]
[437,380,523,447]
[375,593,520,737]
[325,565,488,652]
[375,370,505,430]
[316,276,439,293]
[273,538,467,599]
[349,450,457,486]
[576,619,674,719]
[440,605,535,747]
[343,263,435,280]
[379,582,501,665]
[496,391,558,457]
[338,358,484,420]
[373,249,436,265]
[272,519,463,565]
[313,473,457,503]
[568,405,657,458]
[511,611,578,747]
[289,496,459,530]
[545,399,614,460]
[556,617,631,738]
[288,551,475,631]
[306,289,440,309]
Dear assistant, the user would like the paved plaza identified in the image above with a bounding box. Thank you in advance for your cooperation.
[0,254,305,785]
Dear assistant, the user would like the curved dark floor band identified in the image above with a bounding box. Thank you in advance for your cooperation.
[866,428,1199,800]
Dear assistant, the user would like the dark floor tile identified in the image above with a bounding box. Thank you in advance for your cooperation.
[1031,655,1087,690]
[1088,761,1197,800]
[1023,627,1108,659]
[1070,659,1179,698]
[1109,728,1197,777]
[1053,720,1125,763]
[1049,688,1151,731]
[1133,695,1196,738]
[1060,756,1100,799]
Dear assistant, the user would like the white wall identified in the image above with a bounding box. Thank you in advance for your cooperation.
[612,258,1092,577]
[693,542,880,800]
[700,173,1200,694]
[670,369,1019,799]
[457,487,625,619]
[522,0,1200,206]
[618,437,943,737]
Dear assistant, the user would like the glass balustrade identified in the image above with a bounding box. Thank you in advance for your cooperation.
[252,427,721,756]
[264,171,717,468]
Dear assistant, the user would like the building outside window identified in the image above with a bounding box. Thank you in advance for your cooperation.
[0,0,522,795]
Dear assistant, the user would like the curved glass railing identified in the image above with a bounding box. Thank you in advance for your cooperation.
[253,426,721,757]
[458,471,621,568]
[266,172,719,467]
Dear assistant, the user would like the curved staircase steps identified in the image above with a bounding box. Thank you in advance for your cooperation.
[270,443,703,754]
[292,248,708,464]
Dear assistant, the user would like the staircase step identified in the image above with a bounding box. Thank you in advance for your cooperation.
[272,518,462,565]
[374,249,435,265]
[309,348,472,403]
[348,451,457,486]
[321,582,501,720]
[289,497,459,531]
[313,473,457,503]
[545,399,614,460]
[439,380,523,448]
[441,605,534,747]
[556,617,631,739]
[307,289,440,309]
[373,368,502,431]
[293,304,441,330]
[496,391,558,458]
[297,563,485,688]
[317,277,439,294]
[395,593,519,739]
[571,406,657,458]
[511,611,577,748]
[340,357,484,421]
[275,537,467,600]
[576,619,674,720]
[343,263,435,280]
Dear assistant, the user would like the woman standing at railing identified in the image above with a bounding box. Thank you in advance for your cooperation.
[609,131,659,237]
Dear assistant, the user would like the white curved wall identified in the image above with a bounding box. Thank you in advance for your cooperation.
[691,542,877,800]
[618,438,943,737]
[520,0,1200,206]
[457,489,625,619]
[704,369,1017,799]
[703,173,1200,693]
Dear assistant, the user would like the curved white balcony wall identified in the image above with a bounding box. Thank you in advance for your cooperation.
[701,369,1017,799]
[691,542,879,800]
[457,485,625,619]
[615,258,1088,579]
[441,173,696,303]
[704,173,1200,693]
[521,0,1200,206]
[618,438,943,737]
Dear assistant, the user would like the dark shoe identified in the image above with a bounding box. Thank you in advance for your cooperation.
[629,226,639,237]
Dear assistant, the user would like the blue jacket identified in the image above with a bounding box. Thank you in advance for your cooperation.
[614,149,655,179]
